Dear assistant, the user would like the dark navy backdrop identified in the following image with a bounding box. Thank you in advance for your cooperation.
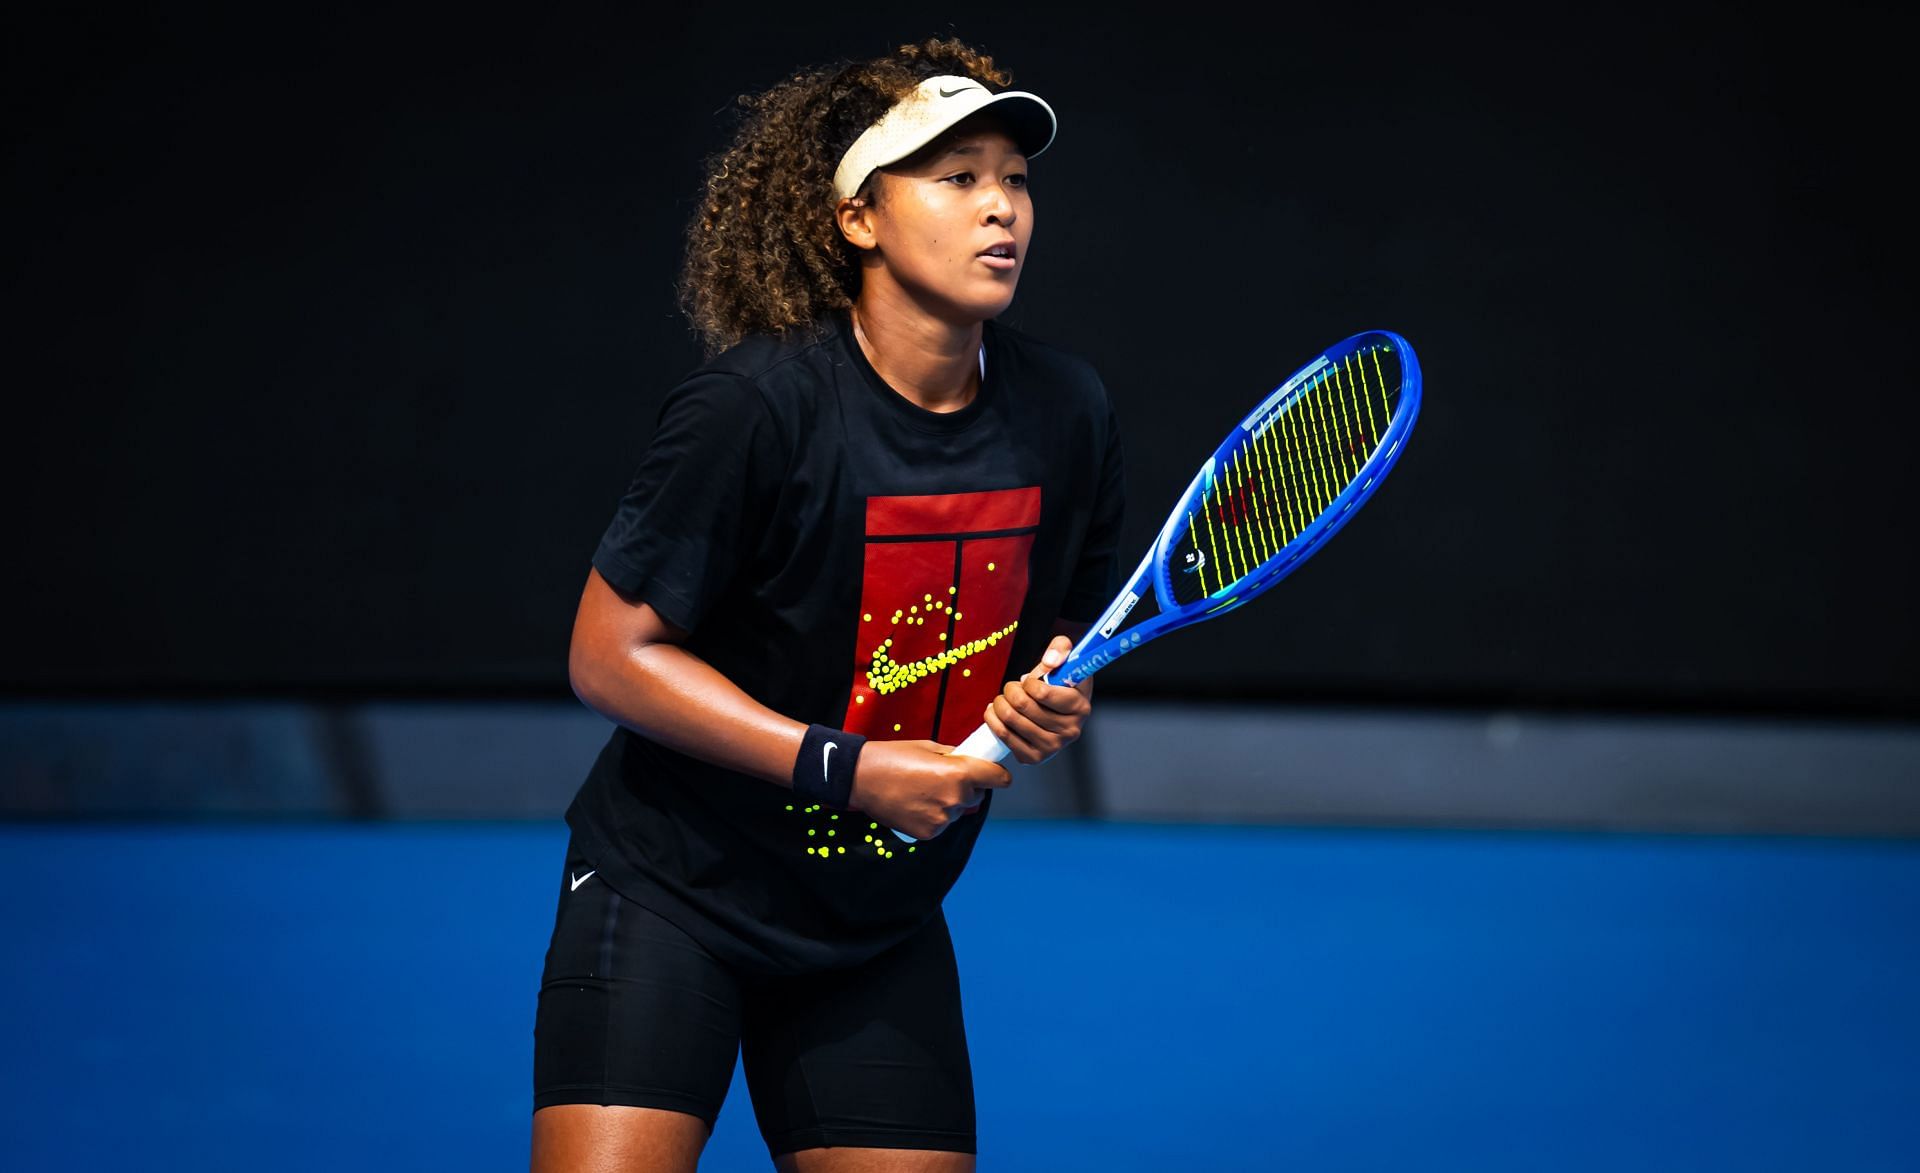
[8,7,1913,714]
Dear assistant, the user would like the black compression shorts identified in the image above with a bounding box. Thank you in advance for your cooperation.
[531,833,977,1158]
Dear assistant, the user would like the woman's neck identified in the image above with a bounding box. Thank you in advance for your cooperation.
[849,296,982,414]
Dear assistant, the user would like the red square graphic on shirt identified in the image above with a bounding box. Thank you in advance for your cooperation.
[843,488,1040,743]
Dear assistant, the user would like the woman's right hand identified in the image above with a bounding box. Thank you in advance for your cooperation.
[847,740,1012,841]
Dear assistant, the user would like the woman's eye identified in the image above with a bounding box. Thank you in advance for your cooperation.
[946,172,1028,188]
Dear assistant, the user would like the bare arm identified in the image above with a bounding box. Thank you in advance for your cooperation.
[568,566,809,784]
[567,567,1010,838]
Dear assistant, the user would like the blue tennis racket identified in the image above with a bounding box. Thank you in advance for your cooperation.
[889,329,1421,842]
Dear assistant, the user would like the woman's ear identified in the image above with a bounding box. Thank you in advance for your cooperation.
[836,190,879,253]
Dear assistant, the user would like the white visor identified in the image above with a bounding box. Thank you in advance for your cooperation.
[832,74,1056,202]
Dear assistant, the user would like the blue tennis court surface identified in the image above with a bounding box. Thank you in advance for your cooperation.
[4,820,1916,1170]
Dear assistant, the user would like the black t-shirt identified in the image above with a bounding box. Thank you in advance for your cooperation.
[566,309,1125,975]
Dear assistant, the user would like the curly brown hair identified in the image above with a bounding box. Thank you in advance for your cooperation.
[677,36,1019,357]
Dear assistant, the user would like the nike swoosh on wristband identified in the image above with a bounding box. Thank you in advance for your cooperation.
[823,741,836,781]
[570,870,595,891]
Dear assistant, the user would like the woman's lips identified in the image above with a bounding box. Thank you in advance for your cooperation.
[978,255,1017,271]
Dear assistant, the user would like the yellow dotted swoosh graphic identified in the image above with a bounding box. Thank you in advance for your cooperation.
[867,620,1018,696]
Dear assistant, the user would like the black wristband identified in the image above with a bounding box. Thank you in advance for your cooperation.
[793,724,866,809]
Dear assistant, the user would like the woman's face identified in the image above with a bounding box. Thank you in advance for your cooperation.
[848,122,1033,322]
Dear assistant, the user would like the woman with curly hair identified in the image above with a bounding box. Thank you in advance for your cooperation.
[533,35,1125,1172]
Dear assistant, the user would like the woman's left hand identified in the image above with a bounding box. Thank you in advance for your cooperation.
[981,635,1093,765]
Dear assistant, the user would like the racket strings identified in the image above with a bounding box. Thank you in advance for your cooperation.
[1171,345,1402,606]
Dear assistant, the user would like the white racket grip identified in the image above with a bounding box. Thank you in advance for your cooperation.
[952,722,1013,763]
[887,722,1012,844]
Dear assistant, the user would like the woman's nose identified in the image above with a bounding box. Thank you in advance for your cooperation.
[983,184,1016,225]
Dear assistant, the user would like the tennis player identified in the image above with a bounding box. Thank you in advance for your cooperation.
[533,36,1125,1173]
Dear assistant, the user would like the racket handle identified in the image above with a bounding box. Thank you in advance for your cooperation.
[887,722,1011,844]
[952,722,1013,763]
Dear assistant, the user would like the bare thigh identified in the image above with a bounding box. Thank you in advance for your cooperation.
[531,1104,710,1173]
[774,1149,974,1173]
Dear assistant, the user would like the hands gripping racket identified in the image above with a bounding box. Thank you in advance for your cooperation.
[888,329,1421,843]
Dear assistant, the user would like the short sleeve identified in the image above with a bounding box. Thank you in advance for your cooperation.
[591,373,785,633]
[1059,389,1126,623]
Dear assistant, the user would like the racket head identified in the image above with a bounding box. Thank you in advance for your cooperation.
[1057,329,1421,684]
